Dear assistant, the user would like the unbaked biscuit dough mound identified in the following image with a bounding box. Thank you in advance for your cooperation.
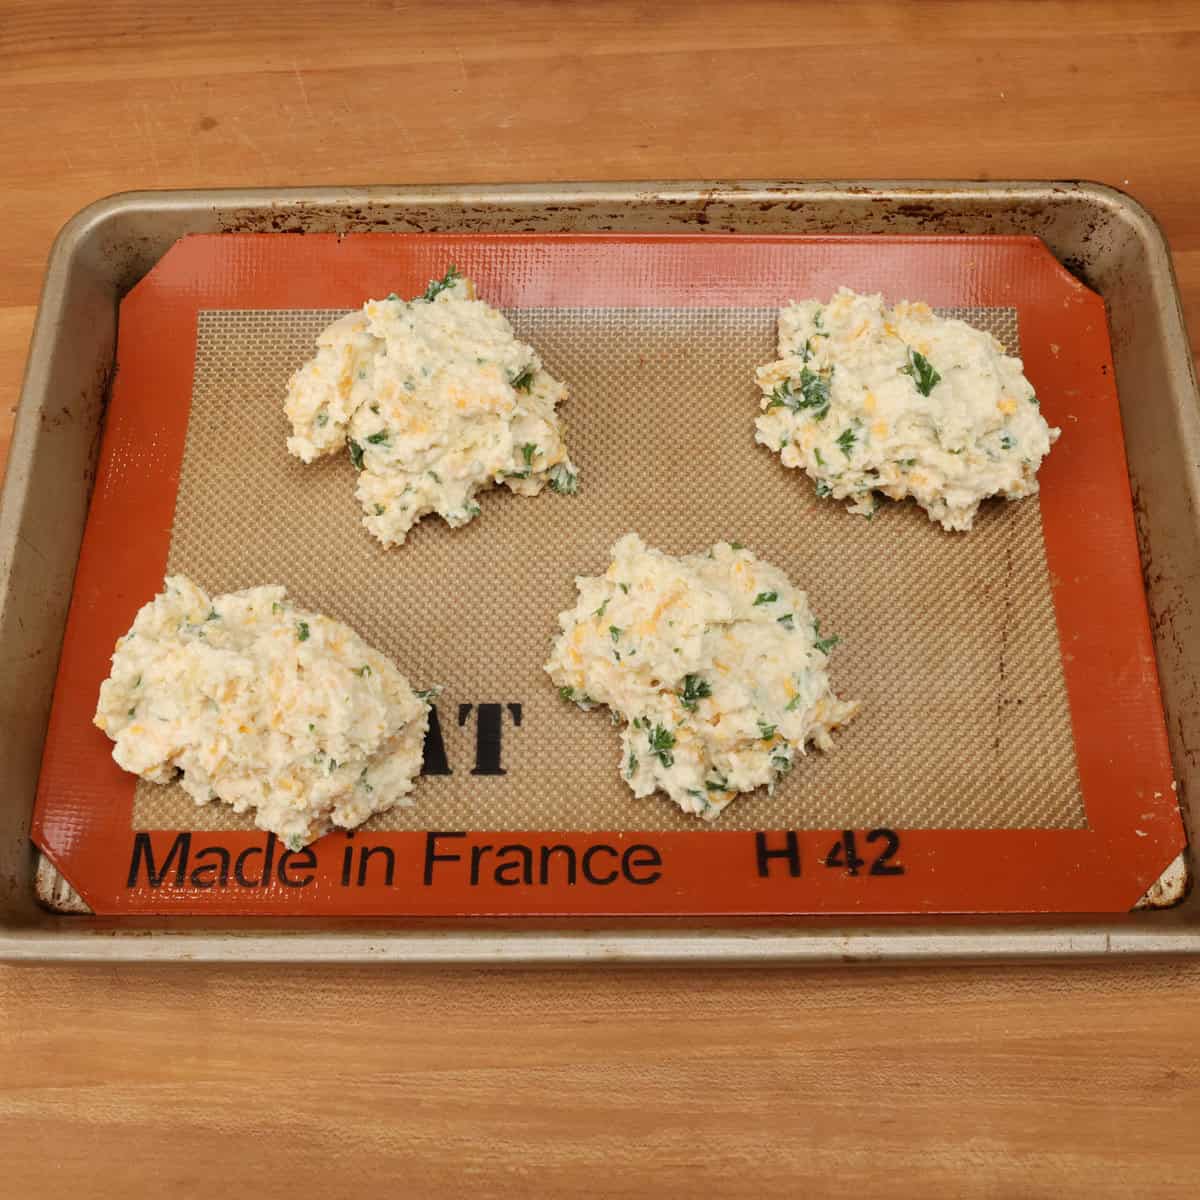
[546,534,858,820]
[94,576,431,848]
[754,287,1060,532]
[285,268,579,546]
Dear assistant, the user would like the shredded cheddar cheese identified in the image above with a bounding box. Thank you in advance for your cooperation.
[545,535,858,820]
[93,576,431,848]
[753,287,1060,532]
[285,268,579,547]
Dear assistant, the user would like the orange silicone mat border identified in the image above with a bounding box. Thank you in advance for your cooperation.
[32,233,1185,916]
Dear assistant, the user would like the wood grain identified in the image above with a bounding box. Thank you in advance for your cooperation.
[2,962,1199,1197]
[0,308,35,489]
[3,1,1200,1195]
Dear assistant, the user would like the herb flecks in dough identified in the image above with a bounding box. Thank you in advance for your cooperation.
[754,288,1060,532]
[546,535,858,821]
[93,577,431,848]
[285,271,579,546]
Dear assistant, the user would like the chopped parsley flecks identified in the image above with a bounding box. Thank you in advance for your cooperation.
[545,535,859,820]
[422,264,461,302]
[510,365,536,392]
[618,582,630,594]
[625,751,638,779]
[366,431,389,445]
[648,723,676,768]
[348,439,365,471]
[767,367,834,421]
[296,621,310,643]
[678,674,712,712]
[815,479,833,499]
[353,664,372,677]
[764,381,793,412]
[902,347,941,396]
[798,367,833,420]
[836,426,857,459]
[814,625,840,654]
[521,443,537,469]
[315,411,329,428]
[1000,433,1015,451]
[594,598,610,619]
[548,463,579,494]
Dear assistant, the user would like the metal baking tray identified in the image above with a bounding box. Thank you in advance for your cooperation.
[2,180,1197,963]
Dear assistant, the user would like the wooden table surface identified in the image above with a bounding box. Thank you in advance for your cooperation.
[3,2,1200,1195]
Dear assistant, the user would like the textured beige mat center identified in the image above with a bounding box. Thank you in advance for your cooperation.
[132,305,1083,833]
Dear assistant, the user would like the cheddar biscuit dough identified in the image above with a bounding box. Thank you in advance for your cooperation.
[286,268,578,546]
[546,534,858,819]
[754,288,1060,531]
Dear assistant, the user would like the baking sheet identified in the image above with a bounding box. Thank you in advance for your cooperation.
[29,231,1184,917]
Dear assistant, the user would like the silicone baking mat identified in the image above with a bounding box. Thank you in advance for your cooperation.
[32,233,1185,916]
